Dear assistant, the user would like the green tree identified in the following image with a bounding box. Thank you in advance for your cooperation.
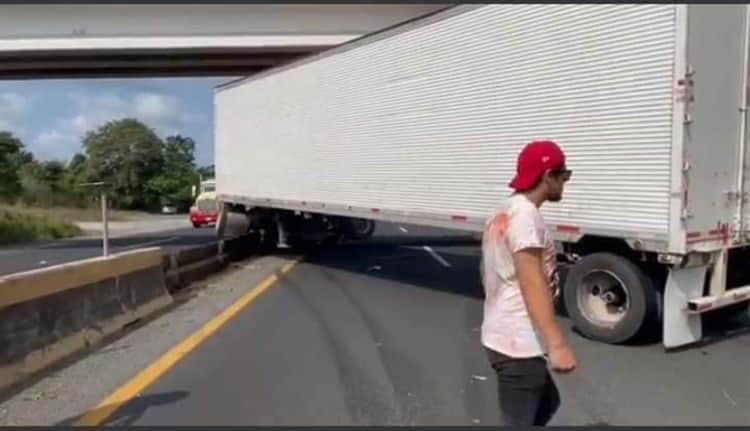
[39,160,65,184]
[197,164,215,180]
[147,135,199,211]
[0,131,25,202]
[82,118,164,210]
[69,153,87,170]
[18,160,70,207]
[62,153,91,207]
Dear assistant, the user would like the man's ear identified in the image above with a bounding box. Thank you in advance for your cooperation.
[540,168,553,184]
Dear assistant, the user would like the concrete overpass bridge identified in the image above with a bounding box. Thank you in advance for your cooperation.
[0,4,446,79]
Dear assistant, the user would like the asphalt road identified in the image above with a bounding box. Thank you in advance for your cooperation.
[0,225,217,276]
[94,223,750,426]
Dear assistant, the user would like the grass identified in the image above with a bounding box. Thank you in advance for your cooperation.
[0,207,83,245]
[0,204,147,223]
[0,205,152,246]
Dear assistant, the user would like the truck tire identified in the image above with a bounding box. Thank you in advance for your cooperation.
[563,252,660,344]
[347,218,376,240]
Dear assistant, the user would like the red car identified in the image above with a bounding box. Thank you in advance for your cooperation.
[189,200,218,228]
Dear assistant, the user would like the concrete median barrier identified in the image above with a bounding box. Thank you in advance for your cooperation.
[164,241,229,292]
[0,247,172,394]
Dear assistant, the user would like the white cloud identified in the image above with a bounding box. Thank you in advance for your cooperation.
[69,92,127,113]
[0,93,29,116]
[70,114,92,135]
[29,89,197,162]
[0,92,32,134]
[37,130,66,143]
[61,91,189,138]
[134,92,180,123]
[32,129,80,162]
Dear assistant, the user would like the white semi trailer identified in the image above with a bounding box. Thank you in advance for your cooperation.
[214,4,750,348]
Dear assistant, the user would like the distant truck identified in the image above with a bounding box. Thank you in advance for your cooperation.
[189,179,219,228]
[213,5,750,349]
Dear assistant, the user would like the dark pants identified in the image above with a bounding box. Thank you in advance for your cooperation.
[486,348,561,426]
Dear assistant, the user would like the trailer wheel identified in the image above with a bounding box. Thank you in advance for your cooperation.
[563,253,659,344]
[347,218,376,240]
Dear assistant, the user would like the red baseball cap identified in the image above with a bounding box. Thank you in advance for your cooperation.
[509,140,567,192]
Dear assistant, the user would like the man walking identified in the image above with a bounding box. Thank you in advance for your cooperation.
[481,140,577,426]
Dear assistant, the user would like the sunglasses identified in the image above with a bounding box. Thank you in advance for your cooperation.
[551,167,572,181]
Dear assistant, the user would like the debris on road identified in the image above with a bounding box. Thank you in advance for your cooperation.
[722,389,737,407]
[399,226,409,233]
[367,265,383,272]
[471,374,488,382]
[24,392,45,402]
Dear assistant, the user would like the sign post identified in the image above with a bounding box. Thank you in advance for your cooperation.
[100,189,109,256]
[79,181,111,257]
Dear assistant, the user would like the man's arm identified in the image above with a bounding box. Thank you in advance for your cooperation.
[513,248,566,349]
[513,248,576,372]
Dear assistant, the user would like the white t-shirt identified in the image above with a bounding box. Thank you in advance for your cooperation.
[480,194,559,358]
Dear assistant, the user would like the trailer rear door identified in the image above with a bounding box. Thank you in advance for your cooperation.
[681,5,750,247]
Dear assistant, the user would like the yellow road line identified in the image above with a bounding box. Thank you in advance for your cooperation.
[74,260,299,426]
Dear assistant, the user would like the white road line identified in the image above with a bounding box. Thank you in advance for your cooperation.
[120,236,179,251]
[422,245,451,268]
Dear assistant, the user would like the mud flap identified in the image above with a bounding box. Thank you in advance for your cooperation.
[663,265,706,349]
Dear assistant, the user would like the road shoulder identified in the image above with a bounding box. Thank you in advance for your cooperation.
[0,254,296,426]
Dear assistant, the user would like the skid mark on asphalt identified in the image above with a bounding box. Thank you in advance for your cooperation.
[313,245,496,425]
[317,266,433,425]
[283,267,405,425]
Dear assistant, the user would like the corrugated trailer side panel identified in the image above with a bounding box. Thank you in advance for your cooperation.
[216,5,680,246]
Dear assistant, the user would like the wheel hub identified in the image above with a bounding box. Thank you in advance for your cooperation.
[576,269,630,327]
[601,290,621,305]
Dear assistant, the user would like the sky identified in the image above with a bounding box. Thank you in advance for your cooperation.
[0,77,231,167]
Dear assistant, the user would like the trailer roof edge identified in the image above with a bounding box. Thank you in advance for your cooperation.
[213,4,477,93]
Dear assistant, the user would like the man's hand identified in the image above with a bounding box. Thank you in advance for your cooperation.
[548,343,577,373]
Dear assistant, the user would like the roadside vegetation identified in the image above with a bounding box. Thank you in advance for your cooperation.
[0,121,214,245]
[0,207,81,245]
